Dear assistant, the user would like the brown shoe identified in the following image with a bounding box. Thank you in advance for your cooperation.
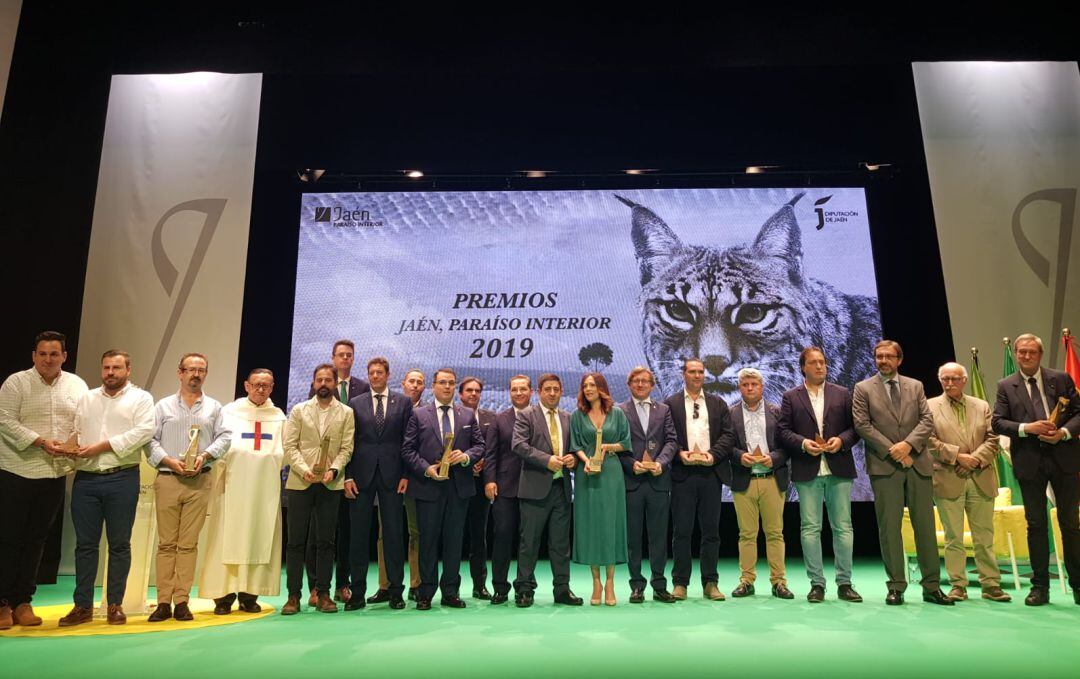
[107,604,127,625]
[58,605,94,627]
[308,589,319,607]
[0,604,12,630]
[14,603,42,626]
[334,586,352,603]
[703,582,726,601]
[316,592,338,613]
[281,595,301,616]
[981,586,1012,603]
[947,586,968,601]
[672,585,687,600]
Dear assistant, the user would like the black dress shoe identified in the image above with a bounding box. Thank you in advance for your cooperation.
[1025,587,1049,606]
[1073,589,1080,606]
[922,589,955,606]
[885,590,904,606]
[214,601,232,615]
[441,595,466,608]
[653,589,676,603]
[515,592,534,608]
[173,602,194,621]
[490,592,509,605]
[731,582,755,598]
[806,585,825,603]
[238,599,261,614]
[344,599,366,611]
[629,588,645,604]
[416,598,432,611]
[472,587,492,601]
[837,584,863,602]
[367,589,390,604]
[553,590,583,606]
[389,596,406,610]
[148,603,172,622]
[408,588,418,602]
[772,584,795,600]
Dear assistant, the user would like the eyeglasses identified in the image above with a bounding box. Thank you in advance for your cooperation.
[874,354,898,360]
[182,368,207,375]
[693,402,700,419]
[939,376,965,383]
[629,378,653,385]
[249,383,273,391]
[434,380,456,387]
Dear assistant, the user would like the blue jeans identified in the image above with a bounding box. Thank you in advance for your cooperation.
[71,467,140,607]
[795,475,854,588]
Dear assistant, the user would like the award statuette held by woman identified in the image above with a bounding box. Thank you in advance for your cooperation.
[587,429,605,473]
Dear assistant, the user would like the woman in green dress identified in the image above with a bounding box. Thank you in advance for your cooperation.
[570,372,632,606]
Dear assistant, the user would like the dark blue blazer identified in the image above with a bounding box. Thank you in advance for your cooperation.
[401,402,486,501]
[345,390,412,488]
[777,382,859,482]
[992,368,1080,480]
[664,392,734,485]
[618,399,677,492]
[482,407,524,498]
[729,401,789,492]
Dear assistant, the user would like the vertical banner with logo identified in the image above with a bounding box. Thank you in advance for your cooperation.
[913,62,1080,380]
[67,73,262,578]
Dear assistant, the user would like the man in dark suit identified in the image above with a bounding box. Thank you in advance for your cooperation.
[618,366,677,604]
[342,357,411,611]
[665,358,735,602]
[728,368,792,600]
[401,368,485,609]
[458,377,496,600]
[992,332,1080,606]
[304,339,370,605]
[853,339,952,606]
[778,346,862,603]
[511,373,583,608]
[482,375,532,604]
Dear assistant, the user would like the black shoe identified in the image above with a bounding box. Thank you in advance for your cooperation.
[490,592,509,605]
[806,585,825,603]
[629,588,645,604]
[886,590,904,606]
[213,600,232,615]
[472,587,492,601]
[731,582,755,598]
[554,590,583,606]
[147,603,172,623]
[653,589,676,603]
[237,597,261,613]
[408,588,418,602]
[173,602,194,621]
[1073,589,1080,606]
[389,596,406,610]
[837,584,862,602]
[922,589,955,606]
[515,591,534,608]
[416,598,432,611]
[772,584,795,600]
[367,589,390,604]
[344,599,366,611]
[1025,587,1049,606]
[441,595,466,608]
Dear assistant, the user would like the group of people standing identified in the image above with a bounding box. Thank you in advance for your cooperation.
[1,330,1078,630]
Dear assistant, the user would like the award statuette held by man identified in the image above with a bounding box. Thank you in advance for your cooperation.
[182,425,200,472]
[312,435,331,475]
[1048,396,1070,427]
[814,432,827,447]
[752,444,766,462]
[587,429,605,473]
[436,432,455,480]
[57,433,80,456]
[641,440,660,472]
[687,441,710,464]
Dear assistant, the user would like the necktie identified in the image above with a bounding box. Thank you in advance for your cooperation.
[1028,377,1047,420]
[374,394,385,435]
[339,381,348,403]
[888,379,901,413]
[637,400,650,435]
[548,409,563,479]
[951,398,966,434]
[440,405,452,436]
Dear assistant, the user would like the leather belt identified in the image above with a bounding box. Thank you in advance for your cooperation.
[750,471,775,478]
[81,464,140,476]
[158,466,212,475]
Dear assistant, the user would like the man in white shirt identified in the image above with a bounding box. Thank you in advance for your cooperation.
[57,350,155,627]
[0,331,88,630]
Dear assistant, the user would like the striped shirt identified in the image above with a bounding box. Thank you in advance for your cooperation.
[147,392,232,470]
[0,368,89,479]
[74,382,156,472]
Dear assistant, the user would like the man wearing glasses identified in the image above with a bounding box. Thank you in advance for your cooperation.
[664,358,734,602]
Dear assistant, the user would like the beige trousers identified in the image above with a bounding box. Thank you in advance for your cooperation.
[154,471,211,604]
[732,476,786,586]
[935,478,1000,588]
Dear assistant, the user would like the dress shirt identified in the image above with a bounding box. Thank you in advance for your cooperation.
[741,400,771,474]
[317,402,333,437]
[634,398,652,434]
[1017,369,1073,439]
[0,368,88,479]
[147,392,232,469]
[683,390,711,453]
[74,382,155,471]
[804,382,831,476]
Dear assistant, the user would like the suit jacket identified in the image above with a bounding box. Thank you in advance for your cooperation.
[664,391,735,485]
[401,402,485,501]
[345,389,413,488]
[992,367,1080,480]
[852,374,934,477]
[283,397,355,491]
[617,399,677,492]
[512,404,573,501]
[309,375,370,402]
[473,407,497,481]
[927,394,999,500]
[482,407,524,498]
[777,382,859,482]
[729,401,789,492]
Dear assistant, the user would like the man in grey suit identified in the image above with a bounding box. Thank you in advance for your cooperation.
[852,340,952,606]
[511,373,583,608]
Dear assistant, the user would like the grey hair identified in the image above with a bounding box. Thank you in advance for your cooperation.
[1014,333,1044,352]
[937,362,968,380]
[737,367,764,383]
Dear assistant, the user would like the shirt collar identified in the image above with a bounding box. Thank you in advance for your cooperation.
[101,382,132,399]
[947,394,965,407]
[742,399,763,412]
[372,389,389,399]
[684,390,704,402]
[635,398,652,407]
[878,372,898,384]
[34,368,63,386]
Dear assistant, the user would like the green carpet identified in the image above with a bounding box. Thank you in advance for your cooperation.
[5,560,1079,677]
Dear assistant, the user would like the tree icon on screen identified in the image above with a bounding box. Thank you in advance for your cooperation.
[579,343,613,372]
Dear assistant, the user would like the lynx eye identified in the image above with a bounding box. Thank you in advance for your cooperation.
[732,303,779,329]
[662,300,697,325]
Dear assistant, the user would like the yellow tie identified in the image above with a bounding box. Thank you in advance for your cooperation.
[548,409,563,479]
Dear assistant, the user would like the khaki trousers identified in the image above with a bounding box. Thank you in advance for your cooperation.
[935,478,1000,588]
[732,476,786,586]
[154,471,211,604]
[378,495,420,589]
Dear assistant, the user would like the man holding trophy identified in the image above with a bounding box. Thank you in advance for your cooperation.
[146,353,232,622]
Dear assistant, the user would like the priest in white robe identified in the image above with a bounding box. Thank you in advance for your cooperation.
[198,368,286,613]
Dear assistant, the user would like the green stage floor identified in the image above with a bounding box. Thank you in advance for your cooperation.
[5,559,1080,677]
